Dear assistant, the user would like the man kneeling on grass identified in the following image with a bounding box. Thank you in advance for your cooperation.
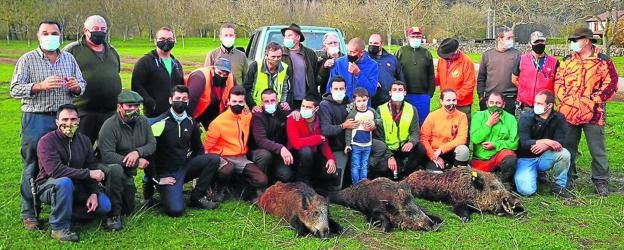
[150,85,221,217]
[36,104,111,242]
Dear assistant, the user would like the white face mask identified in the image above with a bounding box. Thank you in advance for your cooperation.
[331,90,345,102]
[40,35,61,51]
[390,92,405,102]
[534,104,546,115]
[221,37,235,48]
[327,46,340,56]
[409,38,422,49]
[264,103,277,114]
[504,40,514,49]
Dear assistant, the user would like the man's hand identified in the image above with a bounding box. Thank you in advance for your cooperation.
[486,112,501,127]
[37,76,64,91]
[433,157,446,170]
[320,135,327,142]
[344,146,351,155]
[280,147,294,166]
[158,177,176,186]
[123,151,140,168]
[481,142,495,150]
[288,110,302,121]
[542,139,563,151]
[348,62,361,75]
[324,58,335,68]
[433,149,442,160]
[531,143,550,155]
[138,158,150,169]
[341,118,359,130]
[86,193,98,213]
[401,142,414,153]
[89,170,105,182]
[387,156,397,172]
[280,102,291,111]
[64,76,81,94]
[325,159,336,174]
[252,106,263,113]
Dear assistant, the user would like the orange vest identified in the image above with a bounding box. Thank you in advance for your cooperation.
[184,67,235,118]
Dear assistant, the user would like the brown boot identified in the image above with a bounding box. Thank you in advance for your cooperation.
[23,218,40,230]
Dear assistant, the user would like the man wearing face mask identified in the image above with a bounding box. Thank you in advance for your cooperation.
[150,85,221,216]
[317,32,343,96]
[555,28,619,196]
[396,27,434,125]
[205,23,247,85]
[368,33,405,108]
[11,20,86,230]
[281,23,320,108]
[327,37,379,101]
[186,58,235,128]
[515,90,572,199]
[477,27,521,114]
[469,92,518,188]
[435,38,476,120]
[132,27,184,118]
[36,104,110,242]
[64,15,121,145]
[251,89,294,182]
[97,90,156,230]
[244,42,292,113]
[287,94,337,188]
[204,86,268,202]
[419,89,470,171]
[374,81,422,179]
[512,31,559,118]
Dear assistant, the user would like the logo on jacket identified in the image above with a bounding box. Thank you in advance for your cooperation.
[452,70,460,78]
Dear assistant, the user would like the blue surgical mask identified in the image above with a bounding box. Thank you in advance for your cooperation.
[40,35,60,51]
[170,109,188,123]
[409,38,422,49]
[300,108,314,119]
[391,92,405,102]
[284,38,295,49]
[264,103,277,114]
[504,40,514,49]
[570,41,582,53]
[332,91,346,102]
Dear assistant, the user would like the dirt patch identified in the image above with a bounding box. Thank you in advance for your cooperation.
[0,57,17,64]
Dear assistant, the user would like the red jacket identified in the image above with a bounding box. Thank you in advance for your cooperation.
[516,53,558,106]
[286,115,334,160]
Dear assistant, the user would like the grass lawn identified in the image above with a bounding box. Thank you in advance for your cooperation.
[0,39,623,249]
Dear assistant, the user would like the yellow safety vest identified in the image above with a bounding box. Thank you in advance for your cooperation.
[252,60,288,105]
[379,102,414,151]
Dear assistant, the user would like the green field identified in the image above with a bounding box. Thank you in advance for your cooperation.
[0,38,623,249]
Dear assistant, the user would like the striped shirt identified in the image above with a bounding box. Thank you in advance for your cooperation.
[10,48,86,113]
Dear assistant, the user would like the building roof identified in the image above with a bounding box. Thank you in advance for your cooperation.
[586,11,624,22]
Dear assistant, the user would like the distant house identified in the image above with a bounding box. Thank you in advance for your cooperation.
[586,11,624,37]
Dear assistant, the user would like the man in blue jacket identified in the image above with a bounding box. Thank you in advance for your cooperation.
[327,37,379,102]
[368,33,404,107]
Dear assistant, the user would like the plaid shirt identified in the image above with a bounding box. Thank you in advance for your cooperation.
[10,48,86,113]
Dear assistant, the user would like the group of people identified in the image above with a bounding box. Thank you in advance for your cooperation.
[10,15,618,242]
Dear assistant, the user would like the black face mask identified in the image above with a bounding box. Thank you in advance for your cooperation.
[89,31,106,45]
[347,54,359,63]
[213,73,227,86]
[230,104,244,114]
[172,101,188,113]
[157,40,175,52]
[368,45,380,55]
[532,43,546,54]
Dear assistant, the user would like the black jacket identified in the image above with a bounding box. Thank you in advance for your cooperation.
[282,45,320,99]
[319,93,352,151]
[316,52,343,96]
[132,50,184,118]
[250,109,289,154]
[149,111,204,177]
[518,111,568,158]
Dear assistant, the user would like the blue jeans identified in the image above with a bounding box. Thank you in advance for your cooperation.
[405,94,430,125]
[20,112,57,219]
[514,149,571,196]
[38,177,111,230]
[351,145,371,184]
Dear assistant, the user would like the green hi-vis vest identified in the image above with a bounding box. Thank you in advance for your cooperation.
[252,60,288,105]
[379,102,414,151]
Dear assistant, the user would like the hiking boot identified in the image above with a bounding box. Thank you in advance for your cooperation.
[566,178,576,190]
[595,181,609,197]
[551,186,574,200]
[190,196,219,210]
[503,182,514,191]
[537,171,549,184]
[23,218,40,230]
[51,229,80,242]
[105,216,123,231]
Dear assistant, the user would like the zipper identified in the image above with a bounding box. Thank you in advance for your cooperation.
[177,121,181,138]
[237,117,243,154]
[68,138,72,164]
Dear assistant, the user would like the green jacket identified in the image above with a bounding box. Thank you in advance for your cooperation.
[395,46,435,96]
[470,110,519,160]
[64,36,122,112]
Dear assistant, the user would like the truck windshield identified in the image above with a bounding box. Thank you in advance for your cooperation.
[266,30,330,51]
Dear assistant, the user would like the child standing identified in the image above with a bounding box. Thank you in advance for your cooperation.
[345,88,381,184]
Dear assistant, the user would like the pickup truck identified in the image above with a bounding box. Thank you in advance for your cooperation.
[245,25,348,62]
